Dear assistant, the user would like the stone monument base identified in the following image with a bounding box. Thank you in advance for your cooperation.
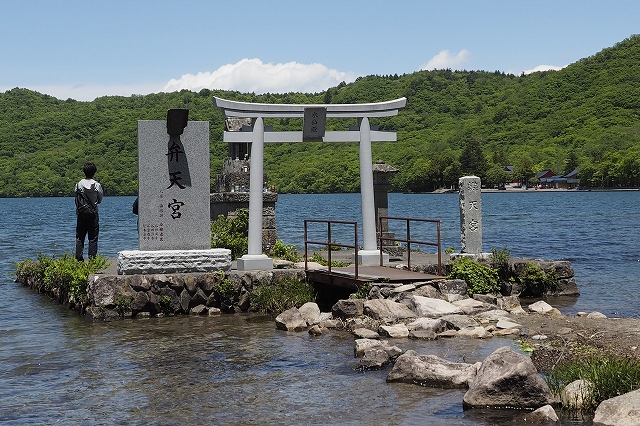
[450,252,491,261]
[117,249,232,275]
[354,249,389,266]
[236,254,273,271]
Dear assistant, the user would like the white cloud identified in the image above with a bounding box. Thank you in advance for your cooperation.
[421,49,471,71]
[163,58,358,94]
[521,64,567,74]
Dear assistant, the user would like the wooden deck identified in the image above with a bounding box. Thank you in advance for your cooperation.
[306,265,444,290]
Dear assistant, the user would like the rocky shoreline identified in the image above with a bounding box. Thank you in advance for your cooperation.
[275,290,640,424]
[16,254,640,423]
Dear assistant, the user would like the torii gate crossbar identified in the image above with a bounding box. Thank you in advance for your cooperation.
[213,96,407,271]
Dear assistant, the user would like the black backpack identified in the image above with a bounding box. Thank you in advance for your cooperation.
[75,184,97,217]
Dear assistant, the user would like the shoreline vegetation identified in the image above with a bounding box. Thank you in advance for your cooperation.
[2,36,640,197]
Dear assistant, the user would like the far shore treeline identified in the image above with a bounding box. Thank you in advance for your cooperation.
[1,36,640,198]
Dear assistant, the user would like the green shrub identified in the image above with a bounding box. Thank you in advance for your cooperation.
[211,209,249,260]
[214,278,236,311]
[519,262,558,294]
[16,253,109,304]
[448,256,500,295]
[546,354,640,411]
[115,295,134,318]
[490,246,512,281]
[309,252,350,267]
[250,278,316,314]
[350,282,371,299]
[270,240,300,262]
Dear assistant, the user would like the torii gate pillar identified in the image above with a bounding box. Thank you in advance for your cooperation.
[357,117,385,265]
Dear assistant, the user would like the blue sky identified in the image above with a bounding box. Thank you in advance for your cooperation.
[1,0,638,101]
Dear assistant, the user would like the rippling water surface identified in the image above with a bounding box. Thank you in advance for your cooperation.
[1,192,638,424]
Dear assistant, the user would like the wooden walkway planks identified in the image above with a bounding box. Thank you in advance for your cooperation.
[306,265,444,290]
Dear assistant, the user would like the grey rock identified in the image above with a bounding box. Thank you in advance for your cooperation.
[387,350,481,388]
[437,279,468,295]
[516,404,559,423]
[496,318,522,329]
[379,324,410,338]
[353,328,380,339]
[298,302,321,325]
[408,330,437,340]
[308,325,325,336]
[275,307,308,332]
[561,380,594,410]
[363,299,417,323]
[463,346,554,409]
[587,311,607,319]
[407,317,450,334]
[332,299,364,320]
[190,304,207,315]
[413,284,442,299]
[453,298,496,315]
[458,326,492,339]
[354,338,403,358]
[357,348,391,370]
[593,388,640,426]
[409,295,464,318]
[472,293,498,305]
[440,314,479,330]
[497,295,523,313]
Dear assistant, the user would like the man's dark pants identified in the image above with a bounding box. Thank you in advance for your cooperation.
[75,213,99,261]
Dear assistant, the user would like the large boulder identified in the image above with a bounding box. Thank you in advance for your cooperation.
[298,302,321,325]
[275,307,308,331]
[463,346,554,409]
[440,314,479,330]
[378,324,409,338]
[408,295,464,318]
[452,298,496,315]
[332,299,364,319]
[354,338,403,358]
[363,299,416,323]
[407,317,451,334]
[357,349,392,371]
[387,350,481,389]
[593,388,640,426]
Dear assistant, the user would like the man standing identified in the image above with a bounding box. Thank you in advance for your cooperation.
[75,162,104,261]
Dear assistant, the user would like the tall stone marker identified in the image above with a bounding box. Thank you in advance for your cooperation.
[117,109,231,274]
[459,176,482,254]
[137,111,211,250]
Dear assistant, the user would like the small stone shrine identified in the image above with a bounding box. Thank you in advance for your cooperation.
[373,160,400,256]
[209,117,278,254]
[458,176,483,254]
[117,109,231,274]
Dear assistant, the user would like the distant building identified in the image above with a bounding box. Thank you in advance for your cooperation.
[547,169,580,189]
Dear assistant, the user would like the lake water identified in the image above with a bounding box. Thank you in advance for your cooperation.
[1,192,638,425]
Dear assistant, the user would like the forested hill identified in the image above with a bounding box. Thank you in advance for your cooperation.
[1,36,639,197]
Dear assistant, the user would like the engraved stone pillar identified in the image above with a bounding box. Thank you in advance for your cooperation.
[459,176,482,254]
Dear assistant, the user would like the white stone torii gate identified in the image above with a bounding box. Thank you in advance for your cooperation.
[213,96,407,271]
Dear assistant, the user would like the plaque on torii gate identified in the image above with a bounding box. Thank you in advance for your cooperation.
[213,97,407,271]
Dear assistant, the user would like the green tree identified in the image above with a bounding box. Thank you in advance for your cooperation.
[459,139,489,179]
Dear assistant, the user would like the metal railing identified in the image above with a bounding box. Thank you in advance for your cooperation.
[378,216,442,276]
[304,219,359,279]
